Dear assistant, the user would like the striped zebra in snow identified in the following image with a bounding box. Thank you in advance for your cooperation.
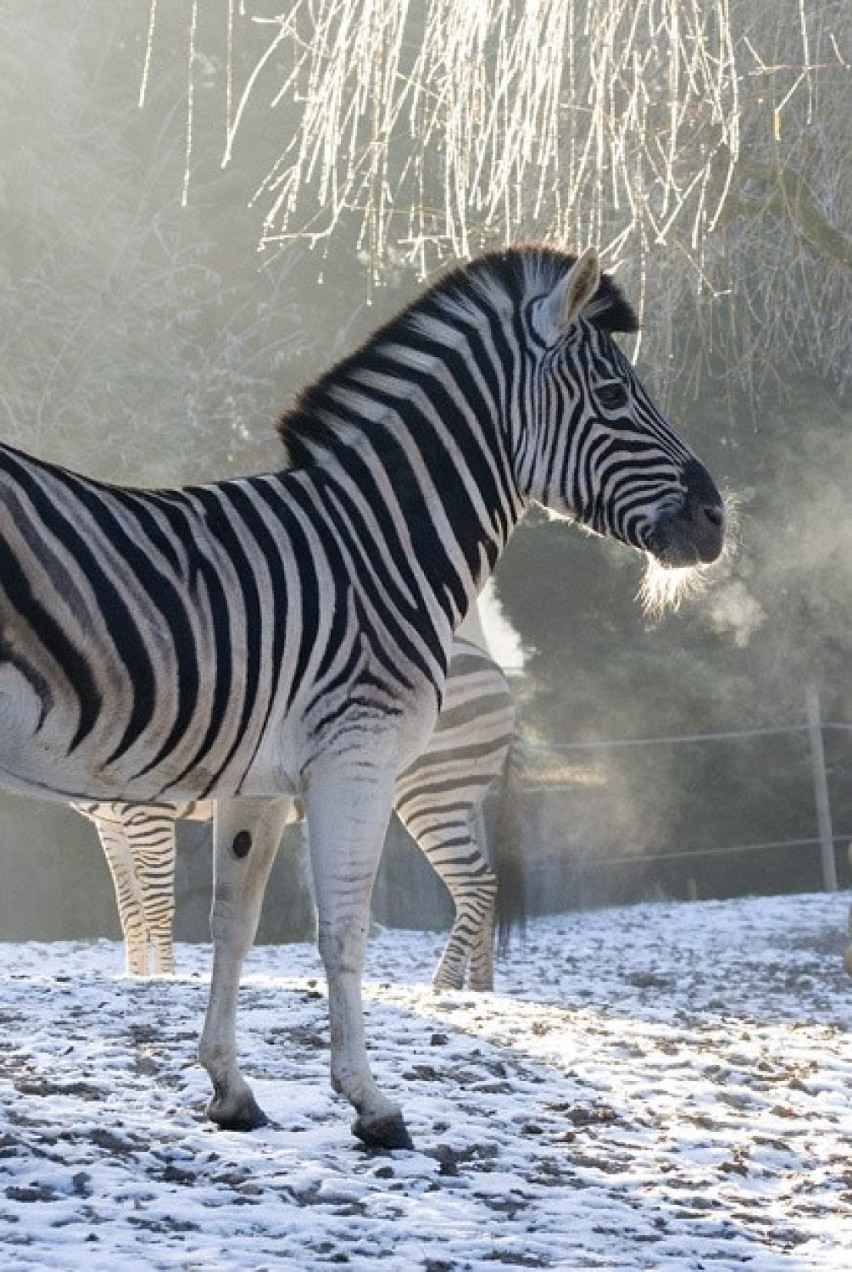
[0,246,726,1148]
[74,628,523,992]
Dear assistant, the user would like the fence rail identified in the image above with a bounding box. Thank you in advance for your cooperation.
[532,721,852,752]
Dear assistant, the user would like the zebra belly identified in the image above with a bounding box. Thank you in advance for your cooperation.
[0,675,295,804]
[0,675,428,805]
[0,661,46,751]
[0,662,88,800]
[0,588,442,804]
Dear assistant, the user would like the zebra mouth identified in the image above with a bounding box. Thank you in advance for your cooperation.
[649,534,721,568]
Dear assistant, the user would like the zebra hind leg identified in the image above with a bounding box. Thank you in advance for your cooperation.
[430,861,497,993]
[397,797,498,992]
[431,730,529,993]
[467,894,497,991]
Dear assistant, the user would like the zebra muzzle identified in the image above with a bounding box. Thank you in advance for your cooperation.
[649,459,726,567]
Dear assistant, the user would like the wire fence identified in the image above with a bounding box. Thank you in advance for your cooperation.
[531,722,852,752]
[515,690,850,911]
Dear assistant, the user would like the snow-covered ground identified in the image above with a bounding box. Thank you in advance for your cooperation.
[0,892,849,1271]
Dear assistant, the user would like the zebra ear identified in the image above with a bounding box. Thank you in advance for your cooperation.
[560,247,601,329]
[545,248,601,337]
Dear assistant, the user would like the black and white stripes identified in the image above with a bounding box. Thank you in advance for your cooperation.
[1,244,725,1146]
[74,635,522,991]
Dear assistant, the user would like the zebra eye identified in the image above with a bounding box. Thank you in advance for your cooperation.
[597,382,629,410]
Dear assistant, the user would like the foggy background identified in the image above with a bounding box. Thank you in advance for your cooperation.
[0,0,849,944]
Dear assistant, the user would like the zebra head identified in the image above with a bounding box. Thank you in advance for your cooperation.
[510,247,726,570]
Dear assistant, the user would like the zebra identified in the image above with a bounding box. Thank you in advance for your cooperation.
[0,245,726,1149]
[74,628,523,992]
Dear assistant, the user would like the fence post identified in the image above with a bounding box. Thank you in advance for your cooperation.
[805,685,838,892]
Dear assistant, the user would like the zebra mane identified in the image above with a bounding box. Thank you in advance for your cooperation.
[277,245,638,466]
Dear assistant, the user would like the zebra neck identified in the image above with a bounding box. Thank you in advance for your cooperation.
[278,378,524,630]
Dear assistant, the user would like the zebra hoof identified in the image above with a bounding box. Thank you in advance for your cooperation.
[206,1093,269,1132]
[351,1111,413,1151]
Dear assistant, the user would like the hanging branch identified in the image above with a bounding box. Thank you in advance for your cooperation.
[139,0,850,397]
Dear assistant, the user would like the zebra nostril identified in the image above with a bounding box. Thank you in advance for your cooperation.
[702,504,725,528]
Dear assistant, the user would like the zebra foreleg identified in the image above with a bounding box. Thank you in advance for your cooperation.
[305,770,413,1151]
[97,819,151,976]
[199,797,291,1131]
[133,833,177,976]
